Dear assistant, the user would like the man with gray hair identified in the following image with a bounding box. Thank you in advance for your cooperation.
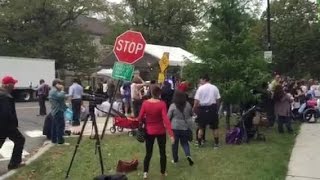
[0,76,26,170]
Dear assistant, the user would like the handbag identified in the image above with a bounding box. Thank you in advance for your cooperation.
[178,109,193,142]
[116,159,139,173]
[136,121,146,143]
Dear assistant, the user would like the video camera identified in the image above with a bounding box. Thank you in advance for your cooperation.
[82,93,106,105]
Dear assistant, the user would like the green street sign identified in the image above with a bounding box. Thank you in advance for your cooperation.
[112,62,135,81]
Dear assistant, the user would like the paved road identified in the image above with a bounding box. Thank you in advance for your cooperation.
[0,102,47,175]
[0,101,124,176]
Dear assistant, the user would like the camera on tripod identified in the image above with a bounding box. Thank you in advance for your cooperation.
[82,93,106,105]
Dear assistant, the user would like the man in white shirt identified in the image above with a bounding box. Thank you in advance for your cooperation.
[68,78,83,126]
[193,74,221,148]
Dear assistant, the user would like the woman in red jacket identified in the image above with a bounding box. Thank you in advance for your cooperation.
[138,85,174,179]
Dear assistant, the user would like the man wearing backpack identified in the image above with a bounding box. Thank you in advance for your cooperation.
[37,79,49,116]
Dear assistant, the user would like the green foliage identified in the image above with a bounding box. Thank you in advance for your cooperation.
[185,0,269,106]
[259,0,320,78]
[103,0,203,48]
[0,0,107,71]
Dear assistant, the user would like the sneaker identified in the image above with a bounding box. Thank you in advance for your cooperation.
[58,142,70,146]
[161,172,167,180]
[187,156,194,166]
[143,172,148,179]
[213,144,220,150]
[171,160,178,164]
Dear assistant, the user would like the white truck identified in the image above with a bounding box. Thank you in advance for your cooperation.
[0,56,55,101]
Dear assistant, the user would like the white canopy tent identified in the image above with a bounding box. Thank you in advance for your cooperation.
[96,68,113,77]
[144,44,201,66]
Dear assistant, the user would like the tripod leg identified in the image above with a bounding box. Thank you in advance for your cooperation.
[65,118,89,179]
[101,81,121,139]
[92,115,105,175]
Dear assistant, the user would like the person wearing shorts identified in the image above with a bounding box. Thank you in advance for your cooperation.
[193,75,221,149]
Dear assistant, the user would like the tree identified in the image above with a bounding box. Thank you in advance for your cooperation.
[259,0,320,78]
[0,0,107,71]
[102,0,203,48]
[184,0,269,129]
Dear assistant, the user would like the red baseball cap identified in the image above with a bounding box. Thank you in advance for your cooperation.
[2,76,18,85]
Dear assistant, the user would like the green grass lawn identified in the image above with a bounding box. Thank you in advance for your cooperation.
[10,121,299,180]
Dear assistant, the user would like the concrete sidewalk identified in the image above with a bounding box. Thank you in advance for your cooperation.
[286,123,320,180]
[68,117,132,136]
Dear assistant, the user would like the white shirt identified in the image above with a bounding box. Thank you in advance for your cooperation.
[194,83,221,106]
[68,83,83,100]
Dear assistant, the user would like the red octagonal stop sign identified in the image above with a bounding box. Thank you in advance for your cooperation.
[113,30,147,64]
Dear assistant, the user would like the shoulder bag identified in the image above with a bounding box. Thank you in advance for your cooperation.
[177,108,193,142]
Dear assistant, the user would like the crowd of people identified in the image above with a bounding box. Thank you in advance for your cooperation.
[118,74,220,179]
[260,74,320,133]
[2,72,320,178]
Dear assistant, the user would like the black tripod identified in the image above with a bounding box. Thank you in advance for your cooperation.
[65,102,104,179]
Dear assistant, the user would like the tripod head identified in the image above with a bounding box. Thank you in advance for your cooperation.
[82,93,106,105]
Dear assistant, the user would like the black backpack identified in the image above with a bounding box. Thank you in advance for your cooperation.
[44,84,50,97]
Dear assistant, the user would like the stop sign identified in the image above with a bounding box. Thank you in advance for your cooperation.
[113,30,147,64]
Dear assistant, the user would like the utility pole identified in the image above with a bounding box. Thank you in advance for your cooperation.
[267,0,271,51]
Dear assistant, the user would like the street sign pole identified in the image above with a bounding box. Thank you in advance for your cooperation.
[101,30,146,140]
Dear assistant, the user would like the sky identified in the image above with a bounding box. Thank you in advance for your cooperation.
[105,0,318,16]
[106,0,121,3]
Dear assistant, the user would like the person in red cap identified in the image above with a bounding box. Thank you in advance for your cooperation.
[177,79,189,93]
[0,76,26,170]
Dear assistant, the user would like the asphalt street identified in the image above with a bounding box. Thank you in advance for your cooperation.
[0,102,47,175]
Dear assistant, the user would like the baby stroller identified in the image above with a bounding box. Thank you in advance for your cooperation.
[237,106,266,143]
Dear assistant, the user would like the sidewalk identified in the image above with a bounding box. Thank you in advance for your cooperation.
[68,117,131,136]
[286,123,320,180]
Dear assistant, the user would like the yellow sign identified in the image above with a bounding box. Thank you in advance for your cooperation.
[159,52,169,73]
[158,72,165,83]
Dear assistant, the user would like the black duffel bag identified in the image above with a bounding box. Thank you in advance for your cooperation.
[93,174,128,180]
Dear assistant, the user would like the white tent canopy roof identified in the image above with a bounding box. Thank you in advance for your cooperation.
[97,68,112,77]
[145,44,201,66]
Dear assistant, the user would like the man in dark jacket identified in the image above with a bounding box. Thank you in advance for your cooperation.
[0,76,26,170]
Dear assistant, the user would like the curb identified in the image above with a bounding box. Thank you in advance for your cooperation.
[0,142,54,180]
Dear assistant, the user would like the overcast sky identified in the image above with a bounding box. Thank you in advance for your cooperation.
[105,0,317,15]
[107,0,121,3]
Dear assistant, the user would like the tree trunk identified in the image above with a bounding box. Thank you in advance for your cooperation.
[226,103,231,130]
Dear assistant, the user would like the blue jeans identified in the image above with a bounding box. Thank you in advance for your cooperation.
[172,130,191,162]
[52,111,65,143]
